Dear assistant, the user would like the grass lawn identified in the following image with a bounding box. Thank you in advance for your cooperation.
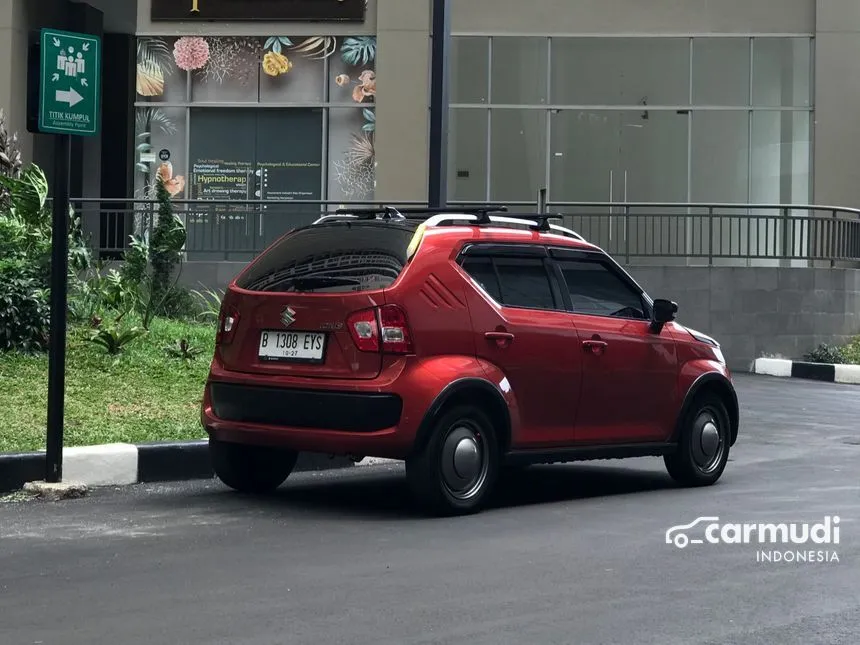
[0,317,216,454]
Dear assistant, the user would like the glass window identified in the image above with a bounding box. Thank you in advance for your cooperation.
[451,37,489,104]
[692,38,750,106]
[236,222,417,293]
[558,259,646,319]
[750,111,811,204]
[190,36,263,103]
[449,109,488,202]
[133,106,187,200]
[551,37,690,106]
[691,111,750,203]
[328,107,376,202]
[259,37,325,103]
[461,257,502,302]
[329,36,377,105]
[490,37,548,105]
[136,36,187,103]
[752,38,812,107]
[550,110,619,202]
[490,109,547,202]
[494,258,556,310]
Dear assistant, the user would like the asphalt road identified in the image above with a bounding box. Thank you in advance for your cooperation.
[1,374,859,645]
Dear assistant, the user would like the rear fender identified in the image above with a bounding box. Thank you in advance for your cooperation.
[410,363,519,457]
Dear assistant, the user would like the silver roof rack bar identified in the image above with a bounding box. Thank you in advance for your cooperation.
[313,208,588,243]
[422,213,588,243]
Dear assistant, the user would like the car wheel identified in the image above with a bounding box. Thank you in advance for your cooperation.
[664,391,731,487]
[210,438,298,494]
[406,405,500,516]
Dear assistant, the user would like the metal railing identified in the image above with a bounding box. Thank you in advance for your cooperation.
[67,197,860,266]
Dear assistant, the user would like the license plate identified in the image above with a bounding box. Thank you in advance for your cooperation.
[258,330,326,362]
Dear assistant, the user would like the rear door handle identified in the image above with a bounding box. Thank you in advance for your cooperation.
[485,331,515,348]
[582,340,608,355]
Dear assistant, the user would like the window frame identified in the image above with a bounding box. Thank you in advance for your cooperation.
[547,246,654,322]
[458,243,566,313]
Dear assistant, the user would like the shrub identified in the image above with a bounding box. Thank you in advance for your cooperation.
[0,258,50,353]
[149,175,186,311]
[803,343,846,365]
[0,125,90,353]
[86,323,147,355]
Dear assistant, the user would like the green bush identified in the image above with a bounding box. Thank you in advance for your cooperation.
[803,343,846,365]
[0,258,50,353]
[0,154,90,353]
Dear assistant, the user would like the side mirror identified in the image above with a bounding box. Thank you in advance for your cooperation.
[650,299,678,333]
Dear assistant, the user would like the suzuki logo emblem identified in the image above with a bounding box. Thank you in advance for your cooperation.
[281,306,297,328]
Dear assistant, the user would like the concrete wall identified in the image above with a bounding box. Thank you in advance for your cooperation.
[451,0,814,35]
[0,0,32,162]
[631,266,860,370]
[177,260,860,371]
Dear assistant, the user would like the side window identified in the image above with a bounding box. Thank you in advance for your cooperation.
[494,258,556,310]
[461,257,502,302]
[461,255,557,310]
[557,259,647,320]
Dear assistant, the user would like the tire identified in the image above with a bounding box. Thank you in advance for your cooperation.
[664,391,731,487]
[406,405,500,516]
[210,438,298,494]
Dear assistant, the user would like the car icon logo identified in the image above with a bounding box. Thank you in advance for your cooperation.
[281,306,296,328]
[665,516,720,549]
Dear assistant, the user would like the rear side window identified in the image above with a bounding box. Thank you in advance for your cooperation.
[236,223,418,293]
[462,256,556,310]
[557,259,647,319]
[460,257,502,301]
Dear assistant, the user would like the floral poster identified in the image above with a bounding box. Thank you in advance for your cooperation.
[135,34,377,200]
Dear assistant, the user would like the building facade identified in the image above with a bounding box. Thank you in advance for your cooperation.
[2,0,860,211]
[1,0,860,366]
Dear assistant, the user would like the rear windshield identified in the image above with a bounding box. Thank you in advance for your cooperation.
[236,222,419,293]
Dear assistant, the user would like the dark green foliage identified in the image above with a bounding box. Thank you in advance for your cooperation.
[0,158,90,353]
[164,338,202,363]
[803,343,846,365]
[0,258,50,353]
[149,177,185,308]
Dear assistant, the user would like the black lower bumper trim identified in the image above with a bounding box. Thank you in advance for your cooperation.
[209,382,403,433]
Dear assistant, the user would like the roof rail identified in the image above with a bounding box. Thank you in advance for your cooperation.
[421,212,587,242]
[314,205,588,242]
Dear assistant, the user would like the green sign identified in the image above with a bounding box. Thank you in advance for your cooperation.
[38,28,101,136]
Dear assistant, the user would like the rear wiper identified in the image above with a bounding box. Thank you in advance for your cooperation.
[287,276,362,291]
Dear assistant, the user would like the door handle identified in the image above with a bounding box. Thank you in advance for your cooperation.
[582,339,608,355]
[485,331,515,348]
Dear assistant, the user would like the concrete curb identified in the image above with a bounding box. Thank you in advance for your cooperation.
[753,357,860,385]
[0,440,401,494]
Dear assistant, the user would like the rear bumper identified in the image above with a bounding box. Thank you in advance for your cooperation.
[200,357,448,459]
[209,382,403,433]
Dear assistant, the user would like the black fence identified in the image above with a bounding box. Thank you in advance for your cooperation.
[65,198,860,266]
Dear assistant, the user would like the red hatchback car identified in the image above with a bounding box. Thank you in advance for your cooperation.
[201,207,739,515]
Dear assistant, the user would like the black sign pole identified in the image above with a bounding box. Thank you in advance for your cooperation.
[428,0,451,209]
[45,133,71,483]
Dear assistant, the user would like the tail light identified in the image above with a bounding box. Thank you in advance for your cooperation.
[347,305,414,355]
[346,308,379,352]
[216,305,240,345]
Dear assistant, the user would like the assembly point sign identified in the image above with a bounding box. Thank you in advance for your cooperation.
[39,28,101,137]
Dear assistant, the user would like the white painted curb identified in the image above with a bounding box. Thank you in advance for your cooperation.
[753,358,792,378]
[753,357,860,385]
[834,364,860,385]
[28,444,399,489]
[61,443,139,486]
